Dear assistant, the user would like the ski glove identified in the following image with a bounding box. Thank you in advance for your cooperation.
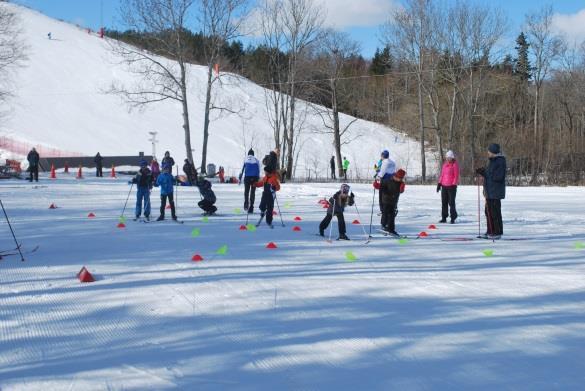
[436,183,441,193]
[373,180,380,190]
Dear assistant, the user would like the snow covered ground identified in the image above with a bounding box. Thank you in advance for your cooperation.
[1,175,584,390]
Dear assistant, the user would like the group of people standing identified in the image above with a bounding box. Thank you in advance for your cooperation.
[329,156,350,180]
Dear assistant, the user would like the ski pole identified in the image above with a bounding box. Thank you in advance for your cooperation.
[274,192,285,227]
[175,166,179,210]
[0,199,25,262]
[476,175,481,238]
[121,182,134,219]
[353,202,370,239]
[368,187,376,238]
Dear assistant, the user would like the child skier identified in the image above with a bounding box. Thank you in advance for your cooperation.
[255,170,281,227]
[374,168,406,236]
[150,158,160,181]
[155,163,177,221]
[195,178,217,215]
[132,160,153,221]
[319,184,355,240]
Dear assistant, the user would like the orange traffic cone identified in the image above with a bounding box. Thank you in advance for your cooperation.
[266,242,278,249]
[50,164,56,179]
[191,254,204,262]
[77,266,95,283]
[76,165,83,179]
[292,226,301,231]
[110,164,116,178]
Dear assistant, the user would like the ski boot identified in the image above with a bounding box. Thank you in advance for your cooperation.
[338,234,350,241]
[157,215,164,221]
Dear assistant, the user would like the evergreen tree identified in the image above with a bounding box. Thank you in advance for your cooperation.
[370,46,392,75]
[514,32,532,82]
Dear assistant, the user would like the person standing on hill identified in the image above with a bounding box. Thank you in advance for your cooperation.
[27,147,40,182]
[437,150,460,224]
[330,156,336,180]
[239,149,260,214]
[476,143,507,239]
[94,152,103,177]
[342,157,350,180]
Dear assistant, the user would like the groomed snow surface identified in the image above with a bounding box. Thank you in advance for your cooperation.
[1,175,584,390]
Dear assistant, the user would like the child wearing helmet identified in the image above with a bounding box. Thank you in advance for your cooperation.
[319,183,355,240]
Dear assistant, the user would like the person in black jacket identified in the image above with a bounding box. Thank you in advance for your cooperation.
[195,178,217,215]
[263,148,279,175]
[374,169,406,236]
[162,151,175,170]
[182,159,198,185]
[330,156,336,179]
[27,148,40,182]
[476,143,507,239]
[132,160,153,220]
[94,152,103,177]
[319,183,355,240]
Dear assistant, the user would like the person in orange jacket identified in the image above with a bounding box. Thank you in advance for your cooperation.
[255,171,281,227]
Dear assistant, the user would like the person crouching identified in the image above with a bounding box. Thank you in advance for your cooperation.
[195,178,217,215]
[319,183,355,240]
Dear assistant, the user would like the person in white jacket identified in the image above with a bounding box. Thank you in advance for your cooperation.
[374,150,396,214]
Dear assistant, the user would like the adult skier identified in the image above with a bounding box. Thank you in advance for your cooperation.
[94,152,103,177]
[26,147,40,182]
[437,150,460,224]
[375,150,396,213]
[342,157,350,180]
[330,156,336,180]
[238,149,260,213]
[374,169,406,236]
[476,143,506,239]
[132,160,153,221]
[155,163,177,221]
[319,183,355,240]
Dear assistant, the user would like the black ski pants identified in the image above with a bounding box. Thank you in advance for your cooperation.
[243,176,258,209]
[96,165,103,177]
[28,165,39,182]
[198,199,217,214]
[381,198,398,231]
[159,193,176,219]
[485,199,503,236]
[259,190,274,224]
[319,212,347,236]
[441,185,458,221]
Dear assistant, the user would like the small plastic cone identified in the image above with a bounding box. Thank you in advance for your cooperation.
[419,231,428,237]
[345,251,357,261]
[352,219,360,224]
[77,267,95,283]
[88,212,96,218]
[246,224,256,232]
[191,254,204,262]
[110,164,116,178]
[292,226,301,231]
[482,249,494,257]
[216,245,228,255]
[117,222,126,228]
[266,242,278,249]
[239,225,248,231]
[49,203,57,209]
[428,224,437,230]
[191,228,201,237]
[294,216,302,221]
[50,164,56,179]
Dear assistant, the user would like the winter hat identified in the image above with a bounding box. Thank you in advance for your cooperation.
[381,150,389,159]
[446,150,455,159]
[395,169,406,179]
[248,149,254,156]
[488,143,501,154]
[139,160,147,167]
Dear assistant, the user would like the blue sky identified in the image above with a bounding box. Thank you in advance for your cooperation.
[12,0,585,58]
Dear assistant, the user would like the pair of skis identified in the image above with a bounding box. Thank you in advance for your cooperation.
[0,245,40,260]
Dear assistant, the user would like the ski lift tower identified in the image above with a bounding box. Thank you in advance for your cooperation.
[148,131,158,159]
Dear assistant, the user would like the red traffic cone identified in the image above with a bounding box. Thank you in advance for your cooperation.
[76,165,83,179]
[419,231,429,237]
[266,242,278,249]
[239,225,248,231]
[117,222,126,228]
[191,254,204,262]
[64,162,69,173]
[322,203,329,208]
[352,219,360,224]
[49,203,57,209]
[272,210,278,216]
[292,226,301,231]
[88,212,96,218]
[50,164,56,179]
[110,164,117,178]
[294,216,302,221]
[428,224,437,230]
[77,267,95,283]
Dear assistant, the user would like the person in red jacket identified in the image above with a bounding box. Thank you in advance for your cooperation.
[436,150,460,223]
[255,171,281,227]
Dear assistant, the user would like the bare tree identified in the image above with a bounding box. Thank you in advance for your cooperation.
[199,0,248,173]
[108,0,196,163]
[311,29,361,177]
[0,1,26,112]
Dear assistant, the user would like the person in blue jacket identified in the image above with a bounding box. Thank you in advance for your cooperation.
[238,149,261,213]
[155,163,177,221]
[132,160,153,221]
[476,143,507,239]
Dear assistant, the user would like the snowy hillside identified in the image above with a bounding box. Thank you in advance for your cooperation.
[1,2,433,177]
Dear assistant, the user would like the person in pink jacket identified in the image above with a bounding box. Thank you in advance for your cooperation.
[437,150,460,223]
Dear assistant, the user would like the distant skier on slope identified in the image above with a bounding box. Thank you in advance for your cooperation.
[319,183,355,240]
[374,169,406,236]
[255,169,281,228]
[238,149,260,214]
[342,157,350,180]
[330,156,336,180]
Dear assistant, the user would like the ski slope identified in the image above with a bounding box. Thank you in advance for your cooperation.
[1,2,431,177]
[1,175,584,390]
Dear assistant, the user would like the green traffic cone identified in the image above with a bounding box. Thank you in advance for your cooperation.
[216,245,228,255]
[345,251,357,261]
[191,228,201,238]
